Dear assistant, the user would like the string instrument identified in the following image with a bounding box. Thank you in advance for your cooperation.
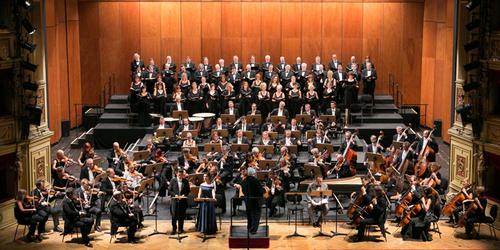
[91,164,104,174]
[442,185,472,216]
[335,131,358,171]
[400,202,423,227]
[368,131,386,174]
[111,176,127,182]
[395,190,415,218]
[458,200,480,227]
[347,189,366,220]
[350,194,376,226]
[414,127,436,177]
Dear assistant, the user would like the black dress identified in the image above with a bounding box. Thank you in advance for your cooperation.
[343,79,357,109]
[271,92,286,110]
[187,89,202,115]
[305,91,319,111]
[207,90,220,115]
[129,82,142,112]
[288,89,302,119]
[154,88,167,116]
[239,88,253,116]
[137,92,152,126]
[196,183,217,235]
[257,91,271,119]
[322,87,335,113]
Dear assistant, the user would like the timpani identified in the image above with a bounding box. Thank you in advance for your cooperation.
[188,116,204,131]
[193,112,216,130]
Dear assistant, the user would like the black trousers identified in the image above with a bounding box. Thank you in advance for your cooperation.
[170,200,187,231]
[75,217,94,243]
[245,199,262,233]
[26,213,48,236]
[356,218,385,239]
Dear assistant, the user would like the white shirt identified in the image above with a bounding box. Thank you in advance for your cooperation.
[229,108,234,115]
[367,70,372,77]
[241,123,247,131]
[237,137,242,144]
[291,125,297,131]
[184,157,190,170]
[399,150,409,170]
[158,124,165,129]
[316,137,322,144]
[177,103,182,111]
[331,108,336,116]
[371,144,378,153]
[177,178,183,193]
[397,133,404,142]
[421,138,429,155]
[285,137,292,146]
[108,177,116,191]
[88,168,94,182]
[278,109,283,116]
[339,73,343,81]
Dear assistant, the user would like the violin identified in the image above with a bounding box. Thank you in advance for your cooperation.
[91,164,103,174]
[111,176,127,182]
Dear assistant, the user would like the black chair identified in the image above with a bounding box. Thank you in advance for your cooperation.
[108,212,129,243]
[286,193,304,225]
[477,204,498,240]
[358,94,373,116]
[13,221,30,242]
[61,213,80,242]
[349,103,363,124]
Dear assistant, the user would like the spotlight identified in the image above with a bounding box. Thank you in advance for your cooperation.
[465,0,480,11]
[22,18,36,35]
[23,81,39,91]
[19,0,32,10]
[464,40,480,52]
[463,61,481,72]
[462,81,480,92]
[466,19,481,31]
[20,40,36,53]
[21,60,38,72]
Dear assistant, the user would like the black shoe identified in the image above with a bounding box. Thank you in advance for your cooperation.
[446,219,455,224]
[232,211,237,216]
[84,242,93,247]
[138,223,145,229]
[170,231,177,235]
[95,226,101,232]
[53,227,63,233]
[36,235,43,242]
[178,230,185,234]
[26,235,36,242]
[128,238,139,244]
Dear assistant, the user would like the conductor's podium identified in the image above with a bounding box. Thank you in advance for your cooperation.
[229,225,270,248]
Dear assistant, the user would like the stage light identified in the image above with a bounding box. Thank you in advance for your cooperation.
[23,81,38,91]
[466,0,480,11]
[466,19,481,31]
[463,61,481,72]
[464,40,480,52]
[20,40,36,53]
[462,81,480,92]
[22,18,36,35]
[19,0,32,10]
[21,60,38,72]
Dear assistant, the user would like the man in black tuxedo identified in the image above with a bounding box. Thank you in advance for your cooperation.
[183,56,196,74]
[338,131,358,154]
[100,168,119,212]
[394,141,415,174]
[286,118,304,132]
[171,96,185,114]
[177,65,192,81]
[218,58,228,75]
[80,158,100,184]
[247,103,261,116]
[295,63,309,85]
[361,62,377,103]
[76,179,103,232]
[293,57,302,73]
[270,101,289,119]
[361,55,376,71]
[249,55,259,71]
[276,56,286,74]
[176,118,192,135]
[109,191,139,243]
[62,188,94,247]
[130,53,144,73]
[393,126,408,142]
[325,101,341,118]
[228,67,241,86]
[168,169,190,234]
[261,55,273,73]
[264,64,276,83]
[202,57,213,73]
[194,63,209,83]
[327,54,341,72]
[233,130,250,145]
[333,64,346,101]
[312,56,324,74]
[242,167,267,234]
[280,129,300,146]
[234,116,254,133]
[211,64,224,83]
[177,147,197,173]
[164,55,177,72]
[346,55,359,73]
[280,64,293,85]
[224,100,239,117]
[416,130,438,162]
[308,129,329,152]
[242,64,256,83]
[230,55,243,72]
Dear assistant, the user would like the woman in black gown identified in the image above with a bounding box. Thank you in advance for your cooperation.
[196,173,217,235]
[187,81,202,115]
[271,84,286,111]
[304,84,319,112]
[129,76,143,112]
[206,83,220,115]
[288,81,302,119]
[257,82,271,119]
[343,72,359,109]
[221,83,236,111]
[322,76,336,113]
[239,81,252,116]
[178,72,191,96]
[137,86,152,126]
[153,77,167,116]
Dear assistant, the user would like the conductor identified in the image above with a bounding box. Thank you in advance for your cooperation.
[168,169,190,235]
[241,167,267,234]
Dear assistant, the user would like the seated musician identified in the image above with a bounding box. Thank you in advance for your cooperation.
[81,158,103,185]
[52,167,77,231]
[196,158,212,174]
[107,142,124,174]
[402,186,440,241]
[286,118,303,132]
[394,141,415,175]
[212,117,227,130]
[76,179,103,232]
[306,176,329,227]
[52,149,76,178]
[421,162,442,191]
[123,161,144,190]
[210,166,228,214]
[233,130,250,145]
[176,118,193,135]
[100,168,120,212]
[119,185,145,229]
[448,179,472,225]
[325,101,341,118]
[353,185,388,242]
[168,169,190,234]
[281,129,301,146]
[224,100,239,117]
[366,135,385,154]
[334,155,355,179]
[308,129,329,153]
[31,179,56,233]
[266,172,285,218]
[416,129,439,162]
[182,132,196,148]
[178,147,198,174]
[230,167,247,216]
[259,131,275,159]
[393,126,408,142]
[261,117,275,133]
[301,103,317,130]
[270,101,289,118]
[62,188,94,247]
[462,186,487,238]
[15,189,48,243]
[109,191,140,243]
[247,103,261,116]
[311,117,326,131]
[78,142,95,166]
[338,131,358,154]
[235,116,253,132]
[156,117,170,130]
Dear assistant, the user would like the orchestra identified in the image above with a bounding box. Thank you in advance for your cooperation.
[19,53,495,246]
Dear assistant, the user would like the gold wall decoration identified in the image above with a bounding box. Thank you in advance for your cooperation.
[0,117,15,145]
[35,157,45,180]
[456,155,466,178]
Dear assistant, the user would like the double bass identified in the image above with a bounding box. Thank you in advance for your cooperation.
[329,131,358,176]
[414,128,436,177]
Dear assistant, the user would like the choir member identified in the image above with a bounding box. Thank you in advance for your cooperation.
[130,52,144,73]
[230,55,243,72]
[328,53,341,72]
[239,81,252,116]
[257,82,271,119]
[293,57,302,73]
[206,83,220,114]
[177,64,192,81]
[249,55,259,71]
[261,55,273,73]
[361,55,375,71]
[305,84,320,112]
[271,85,286,111]
[264,64,277,83]
[361,62,377,104]
[288,81,302,118]
[312,56,323,73]
[194,63,209,84]
[280,64,293,86]
[183,56,196,74]
[322,72,336,112]
[276,56,286,74]
[137,86,152,126]
[202,56,213,73]
[343,71,359,109]
[153,76,167,116]
[243,64,256,83]
[228,67,241,89]
[187,81,202,115]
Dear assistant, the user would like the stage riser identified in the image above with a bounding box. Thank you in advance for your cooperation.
[353,117,404,124]
[109,95,128,104]
[93,125,153,149]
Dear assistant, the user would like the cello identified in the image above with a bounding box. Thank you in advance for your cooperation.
[414,127,436,178]
[442,184,472,216]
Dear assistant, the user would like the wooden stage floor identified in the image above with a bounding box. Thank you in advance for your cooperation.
[1,219,498,250]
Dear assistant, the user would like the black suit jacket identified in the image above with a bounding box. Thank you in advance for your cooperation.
[100,177,117,196]
[392,133,408,142]
[270,108,289,118]
[176,124,193,134]
[325,108,341,118]
[228,72,241,85]
[328,60,341,71]
[234,123,253,132]
[177,71,192,80]
[230,63,243,72]
[362,69,377,82]
[130,60,145,72]
[338,140,358,154]
[62,197,80,224]
[333,71,346,83]
[242,176,264,206]
[202,64,213,73]
[177,156,197,173]
[247,110,261,115]
[242,70,256,82]
[232,137,250,145]
[280,137,299,146]
[109,198,133,224]
[224,108,239,117]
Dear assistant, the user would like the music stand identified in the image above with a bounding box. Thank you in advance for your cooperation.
[230,144,250,153]
[270,115,287,125]
[203,143,222,153]
[180,130,199,139]
[242,131,254,140]
[212,129,229,138]
[286,145,298,155]
[310,189,333,238]
[305,130,317,139]
[168,195,188,242]
[295,114,312,124]
[329,190,346,237]
[144,163,164,231]
[172,110,189,120]
[220,114,236,124]
[286,192,306,238]
[132,150,150,162]
[304,163,322,178]
[188,174,204,186]
[256,145,274,155]
[156,128,174,138]
[320,115,336,124]
[290,130,301,140]
[258,160,277,171]
[247,115,262,125]
[268,131,278,140]
[194,198,217,242]
[365,152,385,165]
[391,141,404,149]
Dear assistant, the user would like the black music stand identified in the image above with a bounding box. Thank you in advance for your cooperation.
[310,189,333,238]
[195,198,217,242]
[286,192,306,238]
[258,160,277,171]
[230,144,250,153]
[172,110,189,120]
[304,163,322,178]
[330,190,347,237]
[145,163,166,237]
[169,196,188,242]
